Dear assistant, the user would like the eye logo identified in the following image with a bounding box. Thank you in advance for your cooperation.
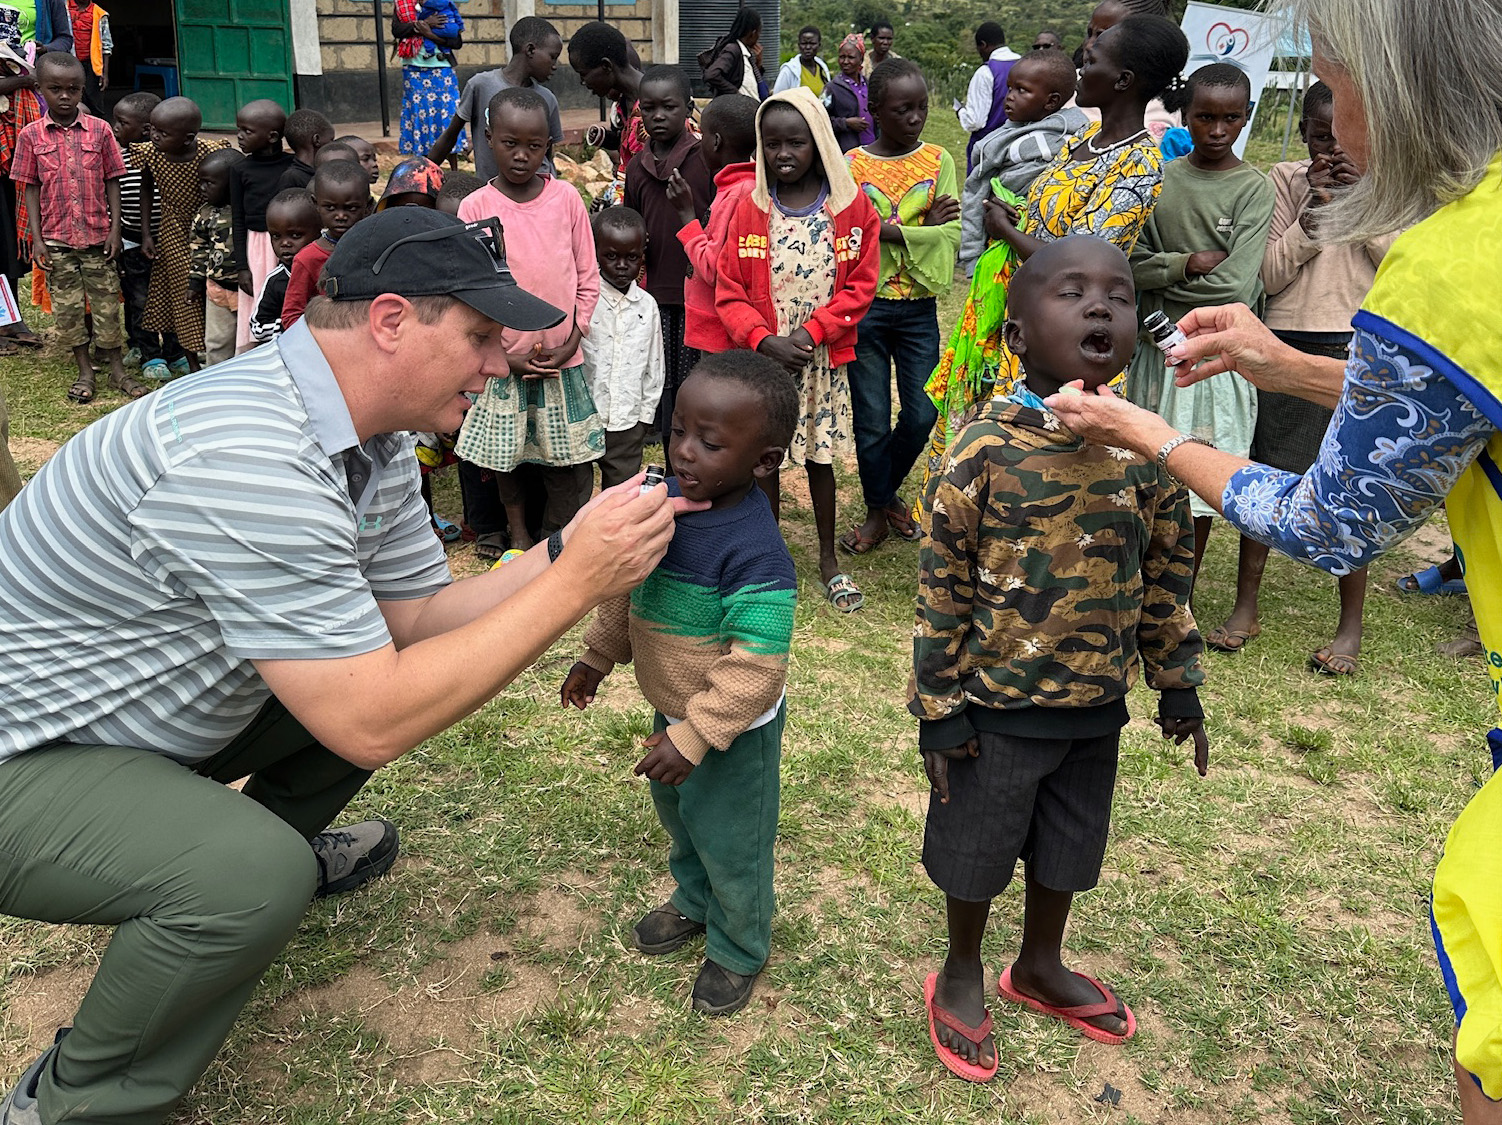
[1206,21,1250,58]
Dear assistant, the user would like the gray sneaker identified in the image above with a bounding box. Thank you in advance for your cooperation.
[311,819,399,898]
[1,1029,68,1124]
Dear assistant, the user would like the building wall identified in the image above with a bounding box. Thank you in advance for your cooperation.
[305,0,669,124]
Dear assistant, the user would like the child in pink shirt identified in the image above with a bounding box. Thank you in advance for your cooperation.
[455,86,601,548]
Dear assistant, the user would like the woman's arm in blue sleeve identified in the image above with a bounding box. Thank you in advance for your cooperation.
[1221,325,1496,575]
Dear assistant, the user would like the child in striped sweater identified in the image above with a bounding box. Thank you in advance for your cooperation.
[561,351,799,1018]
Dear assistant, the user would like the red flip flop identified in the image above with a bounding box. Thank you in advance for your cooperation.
[997,964,1136,1045]
[924,972,999,1082]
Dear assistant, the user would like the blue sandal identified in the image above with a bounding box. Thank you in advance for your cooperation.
[432,516,461,543]
[1395,565,1466,595]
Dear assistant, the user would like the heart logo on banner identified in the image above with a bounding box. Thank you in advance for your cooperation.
[1206,21,1250,57]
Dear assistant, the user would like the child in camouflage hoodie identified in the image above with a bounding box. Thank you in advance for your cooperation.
[911,237,1209,1082]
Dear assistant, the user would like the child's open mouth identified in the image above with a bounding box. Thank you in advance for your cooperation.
[1080,328,1116,359]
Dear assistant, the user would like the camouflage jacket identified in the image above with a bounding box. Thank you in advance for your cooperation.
[910,399,1205,749]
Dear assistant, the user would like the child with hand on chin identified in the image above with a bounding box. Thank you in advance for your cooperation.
[455,86,602,552]
[561,351,799,1019]
[913,236,1207,1083]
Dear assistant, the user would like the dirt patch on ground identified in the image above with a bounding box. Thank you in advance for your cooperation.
[0,964,94,1073]
[266,881,598,1084]
[9,436,59,475]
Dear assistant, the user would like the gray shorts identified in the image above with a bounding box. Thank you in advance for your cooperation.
[922,728,1120,902]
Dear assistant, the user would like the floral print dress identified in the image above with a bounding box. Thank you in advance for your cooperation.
[770,190,851,466]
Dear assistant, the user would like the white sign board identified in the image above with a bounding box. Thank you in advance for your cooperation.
[1179,1,1282,157]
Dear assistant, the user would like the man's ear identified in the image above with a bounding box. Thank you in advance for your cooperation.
[1003,317,1026,359]
[367,293,412,352]
[753,445,786,479]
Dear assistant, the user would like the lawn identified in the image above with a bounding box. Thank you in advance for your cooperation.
[0,118,1488,1125]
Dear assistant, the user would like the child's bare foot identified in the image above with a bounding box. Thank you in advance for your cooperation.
[932,960,995,1068]
[1005,958,1130,1037]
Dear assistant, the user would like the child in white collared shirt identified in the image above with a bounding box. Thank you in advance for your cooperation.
[583,207,665,488]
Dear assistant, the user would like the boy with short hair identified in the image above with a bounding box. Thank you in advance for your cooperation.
[13,51,131,403]
[189,148,245,365]
[112,89,185,372]
[583,206,663,489]
[230,98,291,349]
[561,351,799,1017]
[277,108,333,191]
[959,50,1086,272]
[430,15,565,179]
[250,188,318,345]
[279,160,371,329]
[623,64,714,456]
[914,236,1208,1080]
[674,93,758,354]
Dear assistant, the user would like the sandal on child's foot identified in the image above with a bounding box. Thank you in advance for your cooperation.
[66,377,95,404]
[107,372,150,400]
[691,959,756,1016]
[884,500,923,541]
[824,572,864,613]
[632,904,706,955]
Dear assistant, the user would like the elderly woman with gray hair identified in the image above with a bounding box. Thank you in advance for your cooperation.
[1045,0,1502,1117]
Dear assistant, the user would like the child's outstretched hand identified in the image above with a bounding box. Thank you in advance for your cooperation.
[925,193,961,227]
[1158,714,1209,776]
[665,169,696,228]
[923,739,979,804]
[560,661,605,710]
[757,333,814,374]
[635,730,695,786]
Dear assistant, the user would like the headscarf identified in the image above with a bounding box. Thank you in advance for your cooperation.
[840,32,865,61]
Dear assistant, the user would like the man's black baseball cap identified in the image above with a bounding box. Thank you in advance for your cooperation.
[319,208,565,332]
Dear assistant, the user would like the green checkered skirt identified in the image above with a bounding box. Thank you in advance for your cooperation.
[455,365,605,471]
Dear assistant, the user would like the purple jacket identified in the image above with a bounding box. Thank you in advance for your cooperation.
[965,58,1015,163]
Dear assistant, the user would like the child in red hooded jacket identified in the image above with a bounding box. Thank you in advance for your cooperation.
[715,87,879,613]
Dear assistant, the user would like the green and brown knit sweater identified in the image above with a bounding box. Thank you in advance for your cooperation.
[581,483,797,763]
[910,398,1205,749]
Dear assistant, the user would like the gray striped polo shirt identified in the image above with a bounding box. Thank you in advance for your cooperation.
[0,322,451,765]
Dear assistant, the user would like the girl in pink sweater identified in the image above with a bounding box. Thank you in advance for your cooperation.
[455,87,602,552]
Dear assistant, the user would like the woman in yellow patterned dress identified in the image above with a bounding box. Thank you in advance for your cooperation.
[916,15,1188,517]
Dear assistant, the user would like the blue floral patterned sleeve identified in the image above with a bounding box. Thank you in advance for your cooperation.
[1222,326,1496,575]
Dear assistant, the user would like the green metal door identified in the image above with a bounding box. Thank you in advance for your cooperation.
[174,0,295,131]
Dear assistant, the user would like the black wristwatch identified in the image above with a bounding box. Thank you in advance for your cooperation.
[547,530,564,562]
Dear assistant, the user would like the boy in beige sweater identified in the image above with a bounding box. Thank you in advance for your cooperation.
[561,351,798,1017]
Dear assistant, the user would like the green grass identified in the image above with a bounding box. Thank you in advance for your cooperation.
[0,121,1482,1124]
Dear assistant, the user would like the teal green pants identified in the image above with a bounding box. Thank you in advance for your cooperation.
[0,701,369,1124]
[650,704,783,976]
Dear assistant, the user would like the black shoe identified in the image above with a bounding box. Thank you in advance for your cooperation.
[311,819,399,898]
[0,1028,67,1125]
[632,904,706,955]
[691,959,757,1016]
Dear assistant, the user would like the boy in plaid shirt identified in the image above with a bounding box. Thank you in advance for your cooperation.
[13,52,134,403]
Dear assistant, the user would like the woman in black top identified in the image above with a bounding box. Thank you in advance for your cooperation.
[701,8,761,96]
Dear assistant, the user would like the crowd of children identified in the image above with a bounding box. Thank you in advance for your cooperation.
[0,1,1408,1071]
